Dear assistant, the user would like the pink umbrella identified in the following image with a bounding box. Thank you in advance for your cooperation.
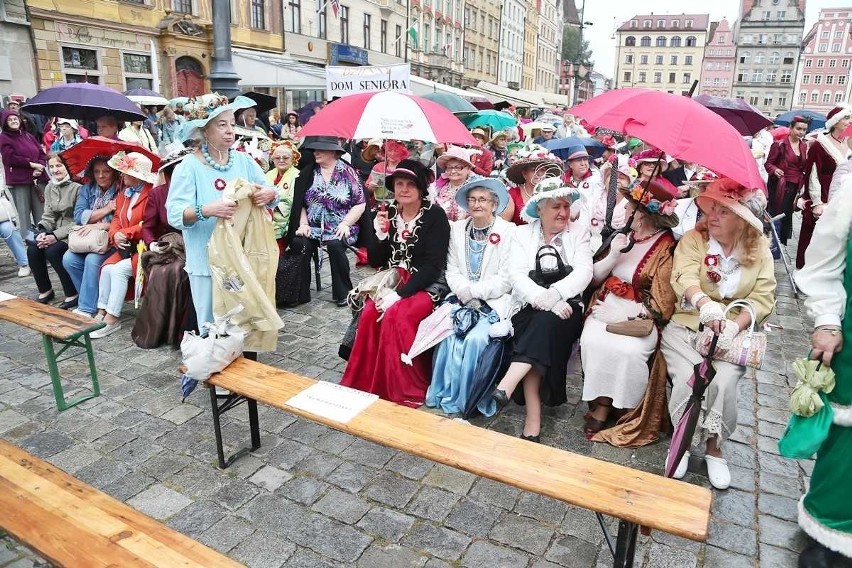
[400,302,456,365]
[298,91,479,145]
[571,88,765,191]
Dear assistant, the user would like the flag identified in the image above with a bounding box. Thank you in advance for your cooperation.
[407,20,418,46]
[330,0,340,18]
[442,41,453,56]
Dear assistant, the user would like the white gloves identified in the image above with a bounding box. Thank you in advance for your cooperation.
[455,286,474,305]
[608,233,631,257]
[376,291,401,312]
[716,319,740,351]
[551,300,573,320]
[699,300,726,325]
[592,301,642,324]
[533,288,562,311]
[489,320,513,339]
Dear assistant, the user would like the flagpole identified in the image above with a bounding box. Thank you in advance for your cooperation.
[317,0,330,13]
[404,0,410,63]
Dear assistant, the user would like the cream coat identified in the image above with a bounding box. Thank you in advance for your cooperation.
[446,216,515,320]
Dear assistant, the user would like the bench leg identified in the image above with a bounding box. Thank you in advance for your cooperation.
[613,520,639,568]
[41,334,99,411]
[209,386,263,470]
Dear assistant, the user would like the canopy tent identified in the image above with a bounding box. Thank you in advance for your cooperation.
[231,49,327,90]
[471,81,569,108]
[409,76,484,100]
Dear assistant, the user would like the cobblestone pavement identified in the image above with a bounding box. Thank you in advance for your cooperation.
[0,234,827,568]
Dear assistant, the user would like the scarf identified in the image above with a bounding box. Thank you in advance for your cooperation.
[124,183,144,198]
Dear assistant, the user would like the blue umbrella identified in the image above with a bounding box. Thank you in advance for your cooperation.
[775,110,826,131]
[542,137,607,160]
[22,83,147,122]
[180,374,199,402]
[462,110,518,131]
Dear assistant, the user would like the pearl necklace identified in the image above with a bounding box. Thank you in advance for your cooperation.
[465,219,494,281]
[201,144,234,171]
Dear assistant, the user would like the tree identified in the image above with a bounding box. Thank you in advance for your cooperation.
[562,25,593,65]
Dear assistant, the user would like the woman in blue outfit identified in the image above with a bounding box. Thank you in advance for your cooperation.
[426,177,516,416]
[63,158,119,317]
[166,93,278,326]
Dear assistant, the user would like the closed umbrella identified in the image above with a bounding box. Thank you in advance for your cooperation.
[423,92,478,114]
[693,95,773,136]
[462,110,518,131]
[22,83,147,122]
[124,88,170,109]
[462,336,513,419]
[400,302,456,365]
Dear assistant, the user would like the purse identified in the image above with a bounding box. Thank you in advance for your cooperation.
[68,225,110,254]
[606,317,655,337]
[276,246,306,307]
[529,245,571,288]
[0,187,17,224]
[694,300,766,369]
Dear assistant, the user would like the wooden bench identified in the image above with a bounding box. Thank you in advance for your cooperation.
[0,438,245,568]
[0,296,104,411]
[206,357,712,568]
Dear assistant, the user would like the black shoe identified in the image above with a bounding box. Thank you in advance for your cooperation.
[57,297,78,310]
[335,299,348,307]
[492,389,510,411]
[520,433,540,443]
[799,541,838,568]
[36,290,55,304]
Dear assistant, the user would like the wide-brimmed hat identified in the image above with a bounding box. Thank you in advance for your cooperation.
[179,93,257,142]
[825,105,852,130]
[269,139,302,165]
[455,177,510,214]
[489,131,509,145]
[505,145,563,184]
[540,124,556,132]
[158,146,194,173]
[361,138,383,162]
[633,148,666,163]
[436,145,479,169]
[566,147,590,161]
[620,179,680,228]
[302,135,345,153]
[695,178,765,233]
[107,151,158,184]
[386,159,434,197]
[55,118,79,131]
[612,154,638,182]
[470,128,488,142]
[522,176,581,222]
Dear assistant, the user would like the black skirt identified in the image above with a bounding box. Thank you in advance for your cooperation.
[509,305,583,407]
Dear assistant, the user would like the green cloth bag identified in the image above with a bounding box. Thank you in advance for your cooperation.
[778,392,835,459]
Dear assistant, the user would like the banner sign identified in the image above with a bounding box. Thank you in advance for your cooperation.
[326,64,412,98]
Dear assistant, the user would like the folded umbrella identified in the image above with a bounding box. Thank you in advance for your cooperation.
[134,240,146,309]
[124,88,170,109]
[22,83,147,122]
[60,136,161,179]
[693,95,773,136]
[400,301,456,365]
[462,336,513,419]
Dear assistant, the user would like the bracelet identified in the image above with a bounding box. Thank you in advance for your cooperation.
[195,204,207,221]
[690,292,709,307]
[815,325,841,336]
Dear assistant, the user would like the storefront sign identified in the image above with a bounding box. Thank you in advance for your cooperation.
[328,43,369,66]
[326,64,412,98]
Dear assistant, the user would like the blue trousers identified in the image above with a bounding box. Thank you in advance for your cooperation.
[0,220,28,266]
[62,250,110,315]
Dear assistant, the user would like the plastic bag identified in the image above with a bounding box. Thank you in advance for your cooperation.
[778,392,834,459]
[180,305,247,382]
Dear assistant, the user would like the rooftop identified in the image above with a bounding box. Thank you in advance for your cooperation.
[618,13,710,32]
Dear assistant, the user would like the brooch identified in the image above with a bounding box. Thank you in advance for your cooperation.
[488,233,501,245]
[214,178,227,191]
[401,229,412,241]
[704,254,722,284]
[582,182,589,189]
[590,218,599,227]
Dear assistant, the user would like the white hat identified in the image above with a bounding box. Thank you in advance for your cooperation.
[521,176,581,222]
[107,151,158,185]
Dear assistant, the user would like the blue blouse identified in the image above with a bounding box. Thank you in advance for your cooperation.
[166,151,270,276]
[74,182,118,225]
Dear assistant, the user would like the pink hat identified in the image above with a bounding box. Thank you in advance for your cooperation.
[437,145,480,169]
[633,148,666,163]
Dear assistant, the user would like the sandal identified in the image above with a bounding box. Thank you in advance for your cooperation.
[583,402,611,438]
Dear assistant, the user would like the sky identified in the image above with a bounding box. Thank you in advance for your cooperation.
[580,0,850,78]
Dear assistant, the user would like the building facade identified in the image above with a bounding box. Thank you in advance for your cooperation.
[462,0,501,87]
[0,0,37,97]
[614,14,709,94]
[535,0,561,93]
[409,0,465,88]
[732,0,806,115]
[498,0,525,88]
[522,0,538,91]
[700,18,737,97]
[793,7,852,113]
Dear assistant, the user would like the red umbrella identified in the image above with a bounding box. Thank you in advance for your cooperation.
[60,136,161,179]
[571,88,765,190]
[298,91,478,145]
[770,126,790,141]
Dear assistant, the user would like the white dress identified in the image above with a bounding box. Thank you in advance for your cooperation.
[580,235,661,409]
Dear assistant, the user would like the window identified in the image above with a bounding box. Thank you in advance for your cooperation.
[640,55,648,64]
[780,71,791,83]
[672,20,679,28]
[840,75,847,85]
[754,53,765,64]
[739,52,751,64]
[630,19,637,28]
[752,69,763,82]
[250,0,265,29]
[767,70,776,82]
[843,59,850,68]
[778,95,786,107]
[340,6,349,44]
[686,36,697,47]
[685,19,693,28]
[363,14,371,49]
[395,24,402,57]
[653,72,662,83]
[657,19,665,28]
[122,52,153,90]
[656,36,666,47]
[829,60,837,68]
[805,60,812,67]
[62,46,98,71]
[826,75,834,85]
[380,19,387,53]
[836,31,844,39]
[713,77,720,86]
[821,31,830,39]
[623,71,632,82]
[799,92,807,103]
[638,71,646,82]
[656,55,663,65]
[625,36,636,46]
[318,7,327,38]
[823,92,831,103]
[749,96,759,105]
[832,44,842,53]
[819,43,828,52]
[643,20,651,29]
[640,36,651,47]
[763,96,773,106]
[777,10,785,19]
[625,54,634,64]
[814,75,822,84]
[671,55,678,65]
[769,52,779,64]
[683,72,691,84]
[684,55,692,65]
[737,73,746,82]
[811,92,819,103]
[172,0,192,13]
[762,10,770,20]
[670,36,681,47]
[783,53,794,65]
[836,93,844,103]
[668,72,676,83]
[288,0,301,33]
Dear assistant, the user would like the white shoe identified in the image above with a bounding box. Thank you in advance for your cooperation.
[90,321,121,339]
[705,455,731,490]
[17,266,30,277]
[672,451,690,479]
[71,308,93,318]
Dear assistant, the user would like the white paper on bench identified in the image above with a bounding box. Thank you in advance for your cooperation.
[0,291,16,302]
[285,382,379,424]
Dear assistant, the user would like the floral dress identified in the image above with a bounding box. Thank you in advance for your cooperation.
[305,161,365,245]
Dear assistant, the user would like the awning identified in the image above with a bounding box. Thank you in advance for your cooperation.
[470,82,545,107]
[409,76,485,99]
[232,49,326,90]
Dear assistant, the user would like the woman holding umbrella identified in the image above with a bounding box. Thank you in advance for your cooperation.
[426,177,515,416]
[499,145,563,226]
[341,160,451,408]
[796,106,852,269]
[491,177,592,442]
[664,179,776,489]
[764,116,808,247]
[0,108,46,239]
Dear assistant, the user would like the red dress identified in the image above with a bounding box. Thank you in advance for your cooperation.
[507,186,527,226]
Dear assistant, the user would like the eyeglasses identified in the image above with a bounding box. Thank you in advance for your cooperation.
[445,165,468,171]
[466,197,494,205]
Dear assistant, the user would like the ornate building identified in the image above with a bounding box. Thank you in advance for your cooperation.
[410,0,465,88]
[462,0,501,87]
[793,7,852,113]
[700,18,737,97]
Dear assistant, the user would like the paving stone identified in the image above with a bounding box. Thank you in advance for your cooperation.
[278,475,329,505]
[405,486,462,522]
[356,507,416,542]
[445,497,502,538]
[402,522,471,561]
[386,453,435,480]
[325,461,377,493]
[759,453,801,479]
[102,470,156,501]
[758,419,788,439]
[313,430,356,455]
[712,488,756,527]
[357,544,428,568]
[489,512,555,556]
[285,547,343,568]
[46,444,102,474]
[160,404,203,425]
[249,465,294,492]
[230,530,296,568]
[167,461,231,499]
[722,442,757,469]
[267,438,315,470]
[19,431,73,458]
[289,513,373,563]
[467,478,521,510]
[759,472,801,496]
[198,514,256,554]
[126,484,192,520]
[312,487,371,524]
[238,492,310,534]
[281,419,330,445]
[758,515,808,552]
[422,463,477,495]
[759,543,799,568]
[296,452,343,478]
[515,492,569,525]
[461,540,529,567]
[708,519,757,556]
[758,493,799,521]
[561,506,605,545]
[214,481,261,512]
[340,439,397,468]
[110,437,164,467]
[0,409,28,434]
[644,542,697,568]
[543,533,598,566]
[139,453,193,480]
[75,458,132,489]
[728,463,757,492]
[92,428,138,453]
[166,500,227,537]
[362,471,420,508]
[702,545,754,568]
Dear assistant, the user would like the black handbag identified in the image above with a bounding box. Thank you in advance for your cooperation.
[276,248,305,307]
[529,245,571,288]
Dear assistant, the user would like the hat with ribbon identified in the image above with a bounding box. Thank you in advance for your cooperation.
[470,128,489,142]
[695,178,766,233]
[566,147,591,161]
[633,148,666,163]
[178,93,257,142]
[107,151,158,185]
[455,176,510,214]
[522,176,581,223]
[505,144,563,185]
[437,145,480,169]
[620,179,680,228]
[158,145,194,173]
[386,159,434,197]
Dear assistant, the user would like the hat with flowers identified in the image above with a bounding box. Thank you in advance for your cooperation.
[619,178,680,228]
[505,144,563,184]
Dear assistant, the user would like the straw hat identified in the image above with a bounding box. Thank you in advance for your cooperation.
[454,177,510,214]
[470,128,488,143]
[521,176,581,223]
[505,145,563,184]
[619,179,680,228]
[179,93,257,142]
[107,151,158,184]
[695,178,765,233]
[158,146,194,173]
[361,138,383,162]
[269,139,301,165]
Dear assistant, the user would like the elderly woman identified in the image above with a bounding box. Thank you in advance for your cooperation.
[27,154,80,307]
[158,106,184,147]
[166,94,278,326]
[341,160,451,407]
[581,180,679,445]
[266,140,300,252]
[49,118,83,152]
[63,157,119,318]
[765,115,808,247]
[469,129,494,176]
[491,177,593,442]
[234,107,267,137]
[118,121,157,153]
[426,177,515,416]
[433,146,483,222]
[292,136,366,306]
[500,145,563,226]
[665,179,776,489]
[0,109,46,239]
[796,106,852,269]
[89,152,158,338]
[588,155,634,252]
[365,140,409,205]
[564,147,604,226]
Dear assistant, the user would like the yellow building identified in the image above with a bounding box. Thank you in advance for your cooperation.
[27,0,286,98]
[462,0,501,88]
[522,0,538,91]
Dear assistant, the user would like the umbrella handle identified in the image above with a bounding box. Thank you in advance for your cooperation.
[698,323,722,357]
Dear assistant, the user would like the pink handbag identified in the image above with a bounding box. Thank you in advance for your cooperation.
[694,300,766,369]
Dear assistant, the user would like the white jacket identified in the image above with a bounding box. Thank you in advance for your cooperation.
[508,220,593,308]
[446,216,516,320]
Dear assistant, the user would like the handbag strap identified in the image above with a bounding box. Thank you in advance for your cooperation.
[724,300,757,337]
[535,245,565,273]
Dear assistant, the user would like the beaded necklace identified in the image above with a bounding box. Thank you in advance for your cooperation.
[201,144,234,171]
[465,218,494,282]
